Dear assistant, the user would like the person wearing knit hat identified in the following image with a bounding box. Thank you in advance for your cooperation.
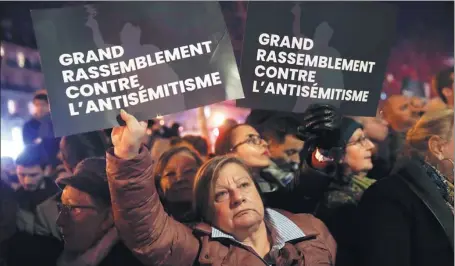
[313,116,377,266]
[55,157,142,266]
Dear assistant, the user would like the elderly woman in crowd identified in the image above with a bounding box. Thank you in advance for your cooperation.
[153,146,204,223]
[314,117,377,221]
[306,117,376,266]
[353,108,454,266]
[351,112,391,180]
[106,110,336,266]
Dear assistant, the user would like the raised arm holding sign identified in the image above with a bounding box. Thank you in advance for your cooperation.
[31,2,244,137]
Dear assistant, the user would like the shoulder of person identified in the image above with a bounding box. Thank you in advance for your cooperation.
[361,162,417,207]
[36,192,59,209]
[24,118,40,127]
[192,222,212,236]
[44,178,60,193]
[271,209,328,236]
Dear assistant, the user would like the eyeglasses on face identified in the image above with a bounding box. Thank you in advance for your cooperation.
[346,135,371,147]
[57,202,97,216]
[230,135,266,152]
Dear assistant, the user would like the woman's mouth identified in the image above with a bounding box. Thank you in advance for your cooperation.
[171,181,193,191]
[235,209,252,217]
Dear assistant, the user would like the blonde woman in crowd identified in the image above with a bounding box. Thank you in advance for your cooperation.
[352,108,454,266]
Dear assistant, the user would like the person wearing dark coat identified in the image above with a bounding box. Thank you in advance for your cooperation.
[55,157,143,266]
[22,93,61,167]
[352,109,454,266]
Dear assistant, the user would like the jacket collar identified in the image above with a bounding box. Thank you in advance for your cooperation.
[209,208,306,249]
[57,227,119,266]
[396,158,454,250]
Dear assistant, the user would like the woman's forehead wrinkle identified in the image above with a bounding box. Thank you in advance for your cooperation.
[216,174,249,189]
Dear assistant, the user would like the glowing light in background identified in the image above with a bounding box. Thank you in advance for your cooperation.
[17,52,25,68]
[212,128,220,137]
[212,112,225,127]
[159,120,165,126]
[0,45,4,57]
[204,106,211,117]
[12,127,22,142]
[1,140,24,160]
[7,100,16,114]
[444,57,454,66]
[1,127,24,160]
[28,101,35,115]
[380,92,387,100]
[386,74,394,83]
[424,83,431,98]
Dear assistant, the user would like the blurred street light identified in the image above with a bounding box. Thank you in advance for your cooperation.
[7,100,16,114]
[212,112,225,127]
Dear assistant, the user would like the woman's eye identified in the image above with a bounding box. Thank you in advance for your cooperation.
[215,191,228,201]
[240,182,250,188]
[184,168,197,174]
[164,172,176,177]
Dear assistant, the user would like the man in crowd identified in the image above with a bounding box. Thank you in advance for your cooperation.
[381,94,422,134]
[5,144,62,266]
[56,158,142,266]
[22,92,60,167]
[13,144,59,236]
[246,110,311,212]
[427,67,454,111]
[246,110,304,167]
[260,116,304,168]
[22,93,51,145]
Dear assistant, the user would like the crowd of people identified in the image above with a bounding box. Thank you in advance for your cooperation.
[0,67,453,266]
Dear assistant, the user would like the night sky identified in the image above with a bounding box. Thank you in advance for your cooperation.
[1,1,453,51]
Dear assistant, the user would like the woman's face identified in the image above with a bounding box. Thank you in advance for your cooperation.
[231,125,271,168]
[160,151,199,203]
[211,163,265,236]
[344,128,375,173]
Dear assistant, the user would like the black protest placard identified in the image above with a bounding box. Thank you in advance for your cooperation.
[31,2,244,137]
[236,2,398,116]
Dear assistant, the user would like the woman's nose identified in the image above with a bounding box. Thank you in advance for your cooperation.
[365,138,375,150]
[230,189,245,207]
[178,172,194,182]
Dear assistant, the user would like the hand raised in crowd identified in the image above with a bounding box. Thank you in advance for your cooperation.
[297,104,343,166]
[111,109,148,160]
[297,104,341,147]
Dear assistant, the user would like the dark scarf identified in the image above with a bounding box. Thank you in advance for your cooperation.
[421,160,454,214]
